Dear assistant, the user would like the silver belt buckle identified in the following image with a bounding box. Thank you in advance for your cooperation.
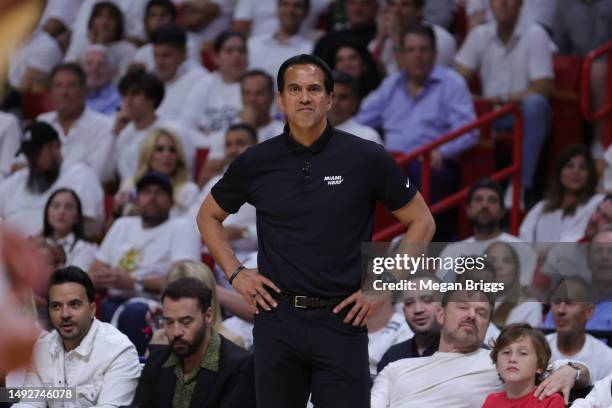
[294,295,307,309]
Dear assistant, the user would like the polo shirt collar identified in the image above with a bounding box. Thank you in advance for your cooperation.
[492,15,529,45]
[282,121,333,154]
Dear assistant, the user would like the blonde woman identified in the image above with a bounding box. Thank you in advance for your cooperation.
[115,128,199,217]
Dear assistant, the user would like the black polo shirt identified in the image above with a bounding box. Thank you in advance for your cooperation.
[211,123,417,298]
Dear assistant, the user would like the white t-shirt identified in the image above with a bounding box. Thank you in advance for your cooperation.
[95,216,201,290]
[48,233,98,271]
[373,24,457,75]
[233,0,332,37]
[157,61,210,119]
[38,0,82,29]
[436,232,537,287]
[336,118,383,145]
[368,304,414,377]
[519,194,605,243]
[256,120,285,143]
[8,31,63,89]
[181,72,243,134]
[455,18,554,98]
[371,349,504,408]
[38,108,115,182]
[0,112,21,181]
[547,333,612,382]
[571,375,612,408]
[0,161,104,236]
[495,299,543,327]
[247,33,314,79]
[466,0,557,30]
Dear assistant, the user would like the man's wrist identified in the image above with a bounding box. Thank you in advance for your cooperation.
[228,265,246,286]
[567,362,581,382]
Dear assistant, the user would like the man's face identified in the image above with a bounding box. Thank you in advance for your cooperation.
[399,33,436,79]
[50,70,86,116]
[48,282,95,346]
[241,75,274,120]
[215,36,247,82]
[277,64,332,129]
[588,231,612,286]
[163,297,212,358]
[225,129,255,165]
[346,0,378,28]
[278,0,308,34]
[154,44,186,83]
[402,280,442,335]
[438,293,491,352]
[136,184,172,225]
[81,50,113,90]
[466,188,504,229]
[328,83,358,126]
[145,5,174,36]
[490,0,522,26]
[550,281,594,337]
[122,90,156,121]
[387,0,421,25]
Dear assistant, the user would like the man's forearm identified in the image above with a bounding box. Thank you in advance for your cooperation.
[199,213,241,278]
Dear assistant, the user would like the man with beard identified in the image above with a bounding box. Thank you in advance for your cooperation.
[12,266,141,408]
[371,288,592,408]
[130,277,248,408]
[436,178,537,287]
[0,121,103,236]
[377,274,442,374]
[89,171,200,353]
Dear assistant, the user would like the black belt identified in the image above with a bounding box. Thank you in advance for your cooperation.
[276,293,344,309]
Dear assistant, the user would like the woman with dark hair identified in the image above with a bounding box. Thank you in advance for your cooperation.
[331,40,383,98]
[41,188,98,271]
[520,145,604,243]
[65,1,136,77]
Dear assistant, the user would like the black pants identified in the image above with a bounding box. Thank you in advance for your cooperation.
[253,300,370,408]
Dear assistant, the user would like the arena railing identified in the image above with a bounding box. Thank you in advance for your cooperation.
[581,40,612,147]
[372,103,523,242]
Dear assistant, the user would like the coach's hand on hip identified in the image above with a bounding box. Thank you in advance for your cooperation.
[232,268,280,314]
[333,289,383,326]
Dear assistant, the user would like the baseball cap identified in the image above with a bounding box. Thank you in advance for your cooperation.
[16,121,59,157]
[136,170,173,197]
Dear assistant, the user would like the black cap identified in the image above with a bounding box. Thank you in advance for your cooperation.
[467,178,504,207]
[136,170,173,197]
[16,121,59,157]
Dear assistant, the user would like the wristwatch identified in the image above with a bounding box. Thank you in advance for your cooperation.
[567,362,581,381]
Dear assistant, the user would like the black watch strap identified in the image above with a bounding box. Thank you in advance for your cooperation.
[228,265,246,286]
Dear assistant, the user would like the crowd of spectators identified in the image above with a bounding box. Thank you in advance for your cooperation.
[1,0,612,406]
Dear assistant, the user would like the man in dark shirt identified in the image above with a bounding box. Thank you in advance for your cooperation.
[197,53,435,407]
[377,274,442,374]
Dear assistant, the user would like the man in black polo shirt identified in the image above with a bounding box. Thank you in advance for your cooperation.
[197,54,435,407]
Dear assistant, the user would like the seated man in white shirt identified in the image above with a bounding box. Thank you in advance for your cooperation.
[153,26,209,118]
[371,287,591,408]
[89,171,201,353]
[38,63,115,183]
[328,70,382,144]
[437,179,537,287]
[12,266,140,408]
[0,121,104,237]
[454,0,554,205]
[547,276,612,383]
[247,0,314,79]
[370,0,456,73]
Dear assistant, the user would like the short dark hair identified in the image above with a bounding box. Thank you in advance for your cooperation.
[241,69,275,96]
[332,70,361,99]
[490,323,551,384]
[162,277,213,313]
[118,69,165,108]
[43,189,85,242]
[145,0,177,21]
[277,54,334,94]
[467,178,504,206]
[402,23,437,50]
[151,25,187,48]
[88,1,124,42]
[387,0,424,8]
[48,266,96,303]
[213,30,247,53]
[50,63,87,87]
[227,123,258,145]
